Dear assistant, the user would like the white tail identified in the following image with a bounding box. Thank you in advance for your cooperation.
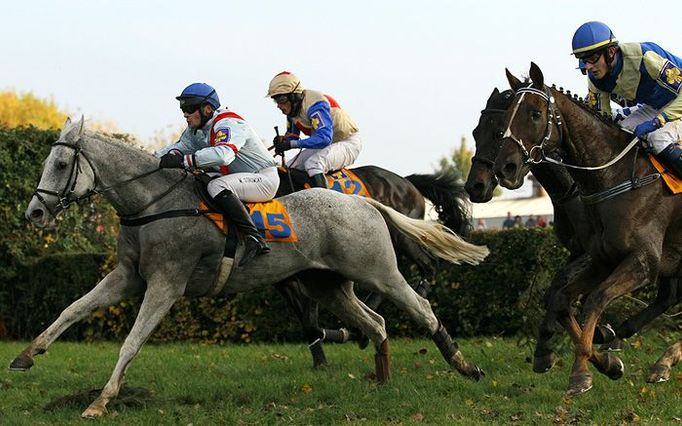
[361,197,489,265]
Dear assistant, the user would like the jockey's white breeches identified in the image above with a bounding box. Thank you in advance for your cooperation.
[619,105,682,153]
[287,132,362,176]
[207,166,280,202]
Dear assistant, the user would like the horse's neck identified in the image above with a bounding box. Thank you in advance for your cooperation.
[555,95,637,194]
[83,132,195,215]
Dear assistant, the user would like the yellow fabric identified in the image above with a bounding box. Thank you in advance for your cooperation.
[201,199,298,242]
[303,168,372,197]
[267,72,304,97]
[649,154,682,193]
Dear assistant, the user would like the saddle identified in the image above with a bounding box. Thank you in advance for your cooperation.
[649,155,682,194]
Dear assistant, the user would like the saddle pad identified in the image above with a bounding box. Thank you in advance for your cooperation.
[305,168,372,197]
[200,199,298,242]
[649,154,682,194]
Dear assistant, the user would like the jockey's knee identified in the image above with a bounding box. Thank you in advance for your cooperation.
[208,180,232,198]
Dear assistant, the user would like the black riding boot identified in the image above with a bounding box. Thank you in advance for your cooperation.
[213,190,270,266]
[657,143,682,178]
[309,173,328,189]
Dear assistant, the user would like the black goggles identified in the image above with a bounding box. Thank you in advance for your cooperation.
[180,103,201,114]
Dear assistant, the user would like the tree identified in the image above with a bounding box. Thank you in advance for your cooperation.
[436,136,473,181]
[0,90,67,129]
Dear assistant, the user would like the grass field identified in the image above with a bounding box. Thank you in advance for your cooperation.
[0,334,680,425]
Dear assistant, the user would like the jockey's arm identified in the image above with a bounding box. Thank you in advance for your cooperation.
[290,101,334,149]
[183,119,246,170]
[642,51,682,123]
[154,128,196,157]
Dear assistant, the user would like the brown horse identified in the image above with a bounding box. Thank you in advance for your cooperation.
[493,62,682,394]
[467,88,682,373]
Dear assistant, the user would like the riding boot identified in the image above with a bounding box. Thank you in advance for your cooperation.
[213,190,270,266]
[309,173,328,189]
[656,143,682,178]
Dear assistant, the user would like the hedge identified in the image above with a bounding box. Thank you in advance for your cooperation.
[1,127,676,344]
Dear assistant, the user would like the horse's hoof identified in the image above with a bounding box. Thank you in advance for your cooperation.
[81,404,107,418]
[567,373,593,396]
[593,324,616,345]
[468,365,485,382]
[646,364,671,383]
[599,338,624,352]
[533,352,557,373]
[595,353,624,380]
[8,353,34,371]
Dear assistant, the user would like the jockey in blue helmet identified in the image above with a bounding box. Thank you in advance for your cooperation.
[572,21,682,177]
[155,82,280,266]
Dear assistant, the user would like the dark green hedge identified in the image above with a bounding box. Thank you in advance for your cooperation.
[1,127,676,344]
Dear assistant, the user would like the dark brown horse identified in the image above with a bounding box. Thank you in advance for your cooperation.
[493,63,682,394]
[466,88,682,373]
[274,165,471,368]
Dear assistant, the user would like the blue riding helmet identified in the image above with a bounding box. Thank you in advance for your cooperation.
[571,21,618,58]
[176,83,220,109]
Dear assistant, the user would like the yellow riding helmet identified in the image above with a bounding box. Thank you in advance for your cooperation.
[267,71,304,97]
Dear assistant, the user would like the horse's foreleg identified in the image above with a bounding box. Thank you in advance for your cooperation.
[647,340,682,383]
[274,278,328,369]
[614,274,681,340]
[568,258,651,396]
[302,279,389,383]
[81,278,183,418]
[10,264,142,371]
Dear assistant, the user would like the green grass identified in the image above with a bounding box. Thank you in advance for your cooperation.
[0,334,680,425]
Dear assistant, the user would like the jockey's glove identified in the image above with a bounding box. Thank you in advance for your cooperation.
[272,136,292,155]
[633,119,659,139]
[159,152,185,169]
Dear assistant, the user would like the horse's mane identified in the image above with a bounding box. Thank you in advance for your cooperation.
[84,128,159,161]
[517,77,622,131]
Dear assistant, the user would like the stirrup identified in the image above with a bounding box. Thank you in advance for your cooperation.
[239,235,270,266]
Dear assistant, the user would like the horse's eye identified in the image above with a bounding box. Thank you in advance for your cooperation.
[531,110,542,120]
[57,161,68,170]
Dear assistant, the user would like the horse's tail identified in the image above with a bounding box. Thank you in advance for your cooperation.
[405,171,473,236]
[361,197,488,266]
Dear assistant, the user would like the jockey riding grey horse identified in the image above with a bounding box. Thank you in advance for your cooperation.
[11,118,489,418]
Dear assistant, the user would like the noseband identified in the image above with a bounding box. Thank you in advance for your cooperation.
[33,142,98,218]
[502,84,564,165]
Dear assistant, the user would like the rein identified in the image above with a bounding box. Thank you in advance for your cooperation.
[504,85,660,205]
[35,140,190,221]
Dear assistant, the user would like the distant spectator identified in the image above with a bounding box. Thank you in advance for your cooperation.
[476,218,487,230]
[513,215,523,228]
[537,216,547,228]
[502,212,515,229]
[525,215,537,227]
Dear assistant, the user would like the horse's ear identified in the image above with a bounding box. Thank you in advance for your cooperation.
[60,117,72,138]
[505,69,523,91]
[78,115,85,135]
[529,62,544,89]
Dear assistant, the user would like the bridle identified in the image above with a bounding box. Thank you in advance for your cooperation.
[501,83,564,166]
[33,140,187,219]
[471,107,507,169]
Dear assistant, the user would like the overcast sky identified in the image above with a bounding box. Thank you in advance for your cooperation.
[2,0,679,181]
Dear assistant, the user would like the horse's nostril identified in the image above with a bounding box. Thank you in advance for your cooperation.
[30,209,44,219]
[503,163,517,176]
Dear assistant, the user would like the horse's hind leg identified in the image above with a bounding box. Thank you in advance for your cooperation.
[9,264,143,371]
[362,270,483,381]
[81,273,184,418]
[647,340,682,383]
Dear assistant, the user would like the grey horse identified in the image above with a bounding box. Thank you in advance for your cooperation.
[10,118,489,418]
